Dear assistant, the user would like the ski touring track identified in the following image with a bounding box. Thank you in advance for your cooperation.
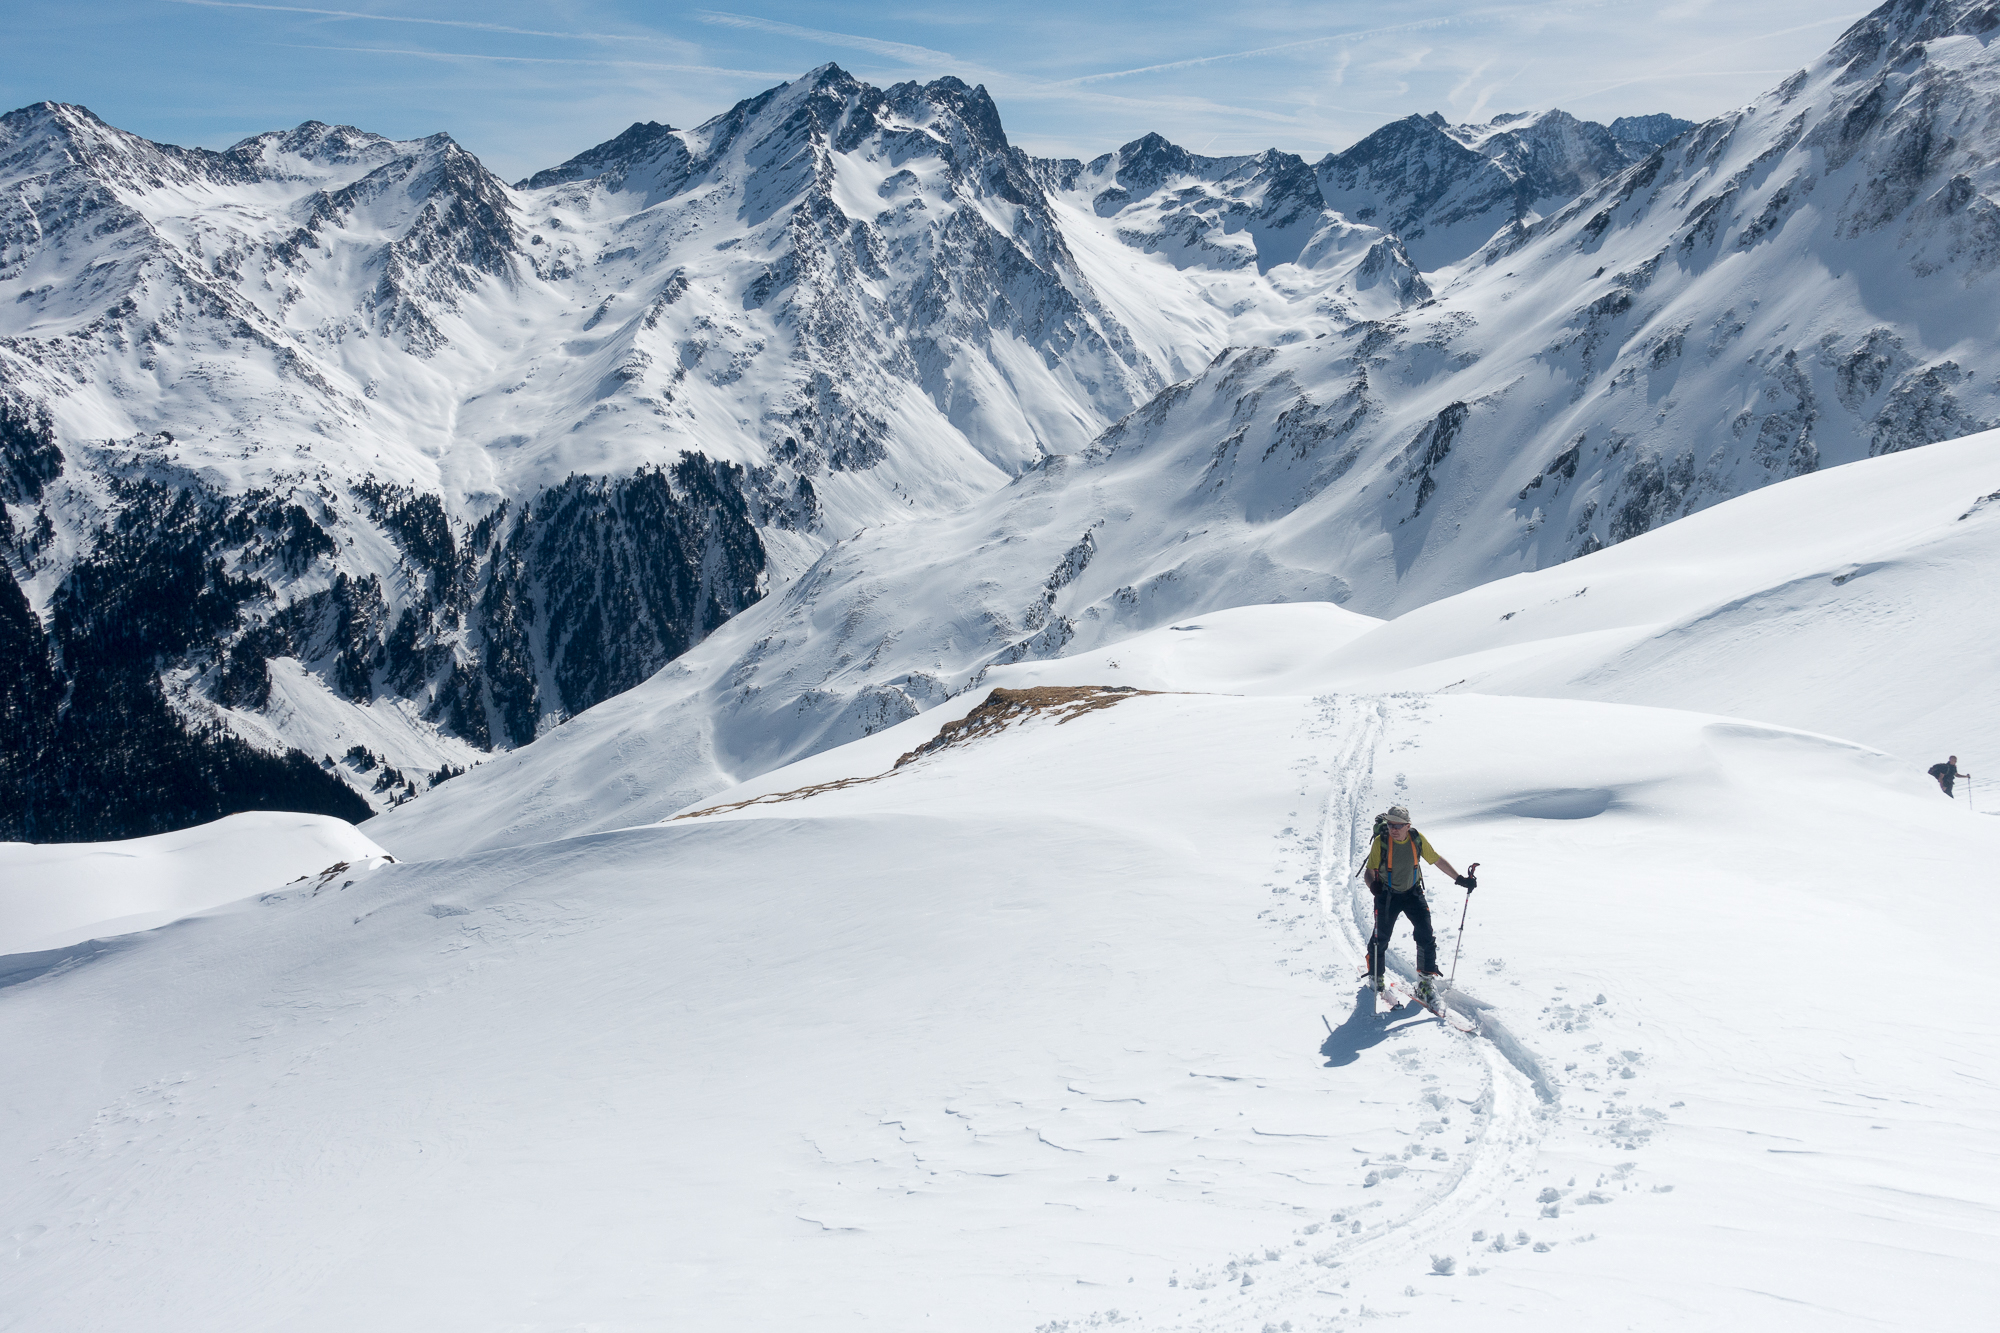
[1309,696,1553,1310]
[1139,693,1559,1331]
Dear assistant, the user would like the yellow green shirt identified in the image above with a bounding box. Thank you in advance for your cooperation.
[1366,832,1445,893]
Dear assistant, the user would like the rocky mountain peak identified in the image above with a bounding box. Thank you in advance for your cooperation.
[1608,113,1695,151]
[517,120,680,190]
[0,100,202,193]
[885,74,1012,155]
[1317,105,1685,268]
[1316,115,1509,268]
[1324,112,1482,175]
[222,120,401,176]
[1476,110,1633,205]
[2,99,106,143]
[1829,0,2000,70]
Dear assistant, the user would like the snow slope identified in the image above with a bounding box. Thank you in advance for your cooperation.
[367,415,2000,863]
[4,666,1994,1328]
[997,427,2000,779]
[0,811,386,954]
[10,371,1995,1326]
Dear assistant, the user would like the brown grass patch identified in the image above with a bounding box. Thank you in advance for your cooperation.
[892,685,1159,768]
[671,685,1161,821]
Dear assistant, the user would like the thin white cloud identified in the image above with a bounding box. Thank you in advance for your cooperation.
[986,76,1357,129]
[692,11,956,66]
[1561,68,1800,105]
[1554,9,1868,104]
[687,9,1315,131]
[1447,60,1494,107]
[164,0,638,42]
[278,43,788,78]
[1057,19,1457,87]
[1740,13,1871,45]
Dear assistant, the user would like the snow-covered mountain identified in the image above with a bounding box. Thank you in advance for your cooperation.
[360,0,2000,854]
[8,0,2000,842]
[0,68,1445,835]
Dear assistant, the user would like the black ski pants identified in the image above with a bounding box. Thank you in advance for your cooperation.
[1369,888,1438,977]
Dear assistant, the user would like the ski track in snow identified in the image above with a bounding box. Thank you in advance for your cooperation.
[1287,693,1694,1326]
[1034,690,1708,1330]
[1140,691,1703,1331]
[1291,696,1548,1319]
[1074,694,1547,1331]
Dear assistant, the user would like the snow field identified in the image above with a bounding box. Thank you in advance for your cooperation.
[1319,693,2000,1329]
[6,663,1995,1328]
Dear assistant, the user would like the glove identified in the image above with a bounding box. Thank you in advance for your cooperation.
[1455,872,1478,891]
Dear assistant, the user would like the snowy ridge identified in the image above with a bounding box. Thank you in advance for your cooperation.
[0,810,387,954]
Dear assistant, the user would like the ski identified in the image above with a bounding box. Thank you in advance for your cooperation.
[1362,965,1476,1033]
[1413,983,1479,1035]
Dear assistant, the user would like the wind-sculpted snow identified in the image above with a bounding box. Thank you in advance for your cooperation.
[0,810,387,954]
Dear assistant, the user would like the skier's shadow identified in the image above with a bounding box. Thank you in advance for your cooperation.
[1319,983,1406,1068]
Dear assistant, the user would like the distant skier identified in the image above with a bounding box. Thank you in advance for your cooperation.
[1928,756,1970,797]
[1364,805,1477,1001]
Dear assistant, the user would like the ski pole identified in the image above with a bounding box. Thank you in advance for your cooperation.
[1447,882,1475,988]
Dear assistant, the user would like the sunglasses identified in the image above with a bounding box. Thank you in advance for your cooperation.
[1385,821,1409,829]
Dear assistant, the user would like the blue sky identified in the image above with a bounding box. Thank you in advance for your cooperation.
[8,2,1869,181]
